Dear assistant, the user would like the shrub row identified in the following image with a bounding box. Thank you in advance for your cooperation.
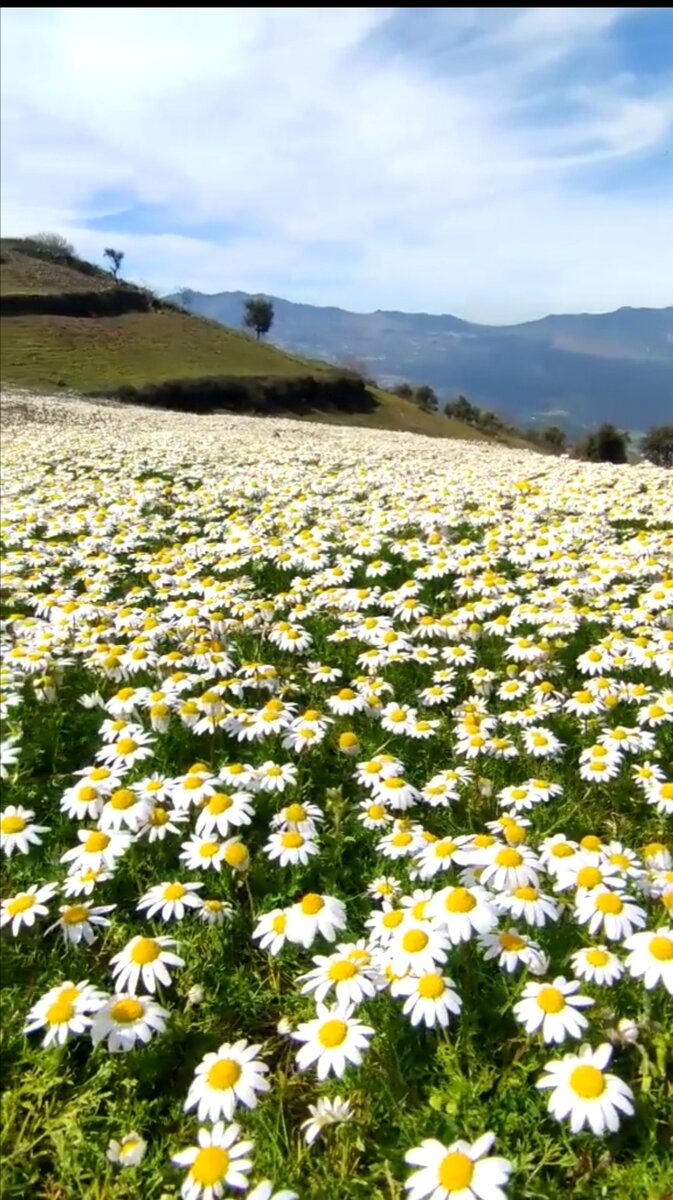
[1,289,154,318]
[97,373,378,416]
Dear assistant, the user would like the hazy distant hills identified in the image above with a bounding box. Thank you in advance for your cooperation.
[168,289,673,431]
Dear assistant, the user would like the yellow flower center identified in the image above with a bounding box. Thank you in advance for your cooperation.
[300,893,324,915]
[650,935,673,961]
[435,840,457,859]
[337,689,356,701]
[62,905,89,924]
[199,841,220,858]
[328,959,358,981]
[184,776,204,790]
[382,909,404,929]
[192,1146,230,1186]
[111,998,144,1023]
[551,843,574,858]
[1,815,26,834]
[391,832,413,847]
[281,831,304,849]
[586,948,609,966]
[513,886,538,901]
[595,892,623,915]
[389,708,407,722]
[660,783,673,800]
[443,887,476,914]
[609,853,630,869]
[536,986,565,1013]
[130,937,160,964]
[207,1058,241,1089]
[499,932,525,951]
[570,1064,605,1099]
[208,793,233,814]
[84,831,110,853]
[318,1019,348,1048]
[110,788,135,810]
[151,807,168,826]
[577,866,603,889]
[224,842,248,868]
[581,836,602,852]
[402,929,429,953]
[77,786,98,803]
[115,738,138,756]
[418,973,444,999]
[285,803,307,823]
[46,998,75,1025]
[496,848,523,867]
[163,883,185,900]
[439,1151,474,1191]
[272,912,287,933]
[6,893,35,915]
[339,732,359,748]
[265,766,282,777]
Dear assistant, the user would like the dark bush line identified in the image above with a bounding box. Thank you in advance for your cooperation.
[94,373,379,417]
[1,289,155,318]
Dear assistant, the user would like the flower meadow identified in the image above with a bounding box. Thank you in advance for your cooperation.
[1,393,672,1200]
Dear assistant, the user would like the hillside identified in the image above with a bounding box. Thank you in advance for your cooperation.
[171,289,673,433]
[0,239,500,442]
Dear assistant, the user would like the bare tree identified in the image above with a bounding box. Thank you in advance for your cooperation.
[104,247,125,279]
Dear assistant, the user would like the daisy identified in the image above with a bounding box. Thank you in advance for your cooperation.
[537,1042,634,1134]
[110,935,185,994]
[391,970,462,1028]
[252,907,289,955]
[91,992,168,1053]
[404,1131,511,1200]
[496,885,560,928]
[299,940,378,1006]
[389,921,449,975]
[96,728,155,770]
[570,946,624,986]
[478,928,548,975]
[24,979,104,1047]
[200,899,235,927]
[0,882,57,935]
[255,761,298,793]
[179,834,227,872]
[647,779,673,816]
[623,927,673,994]
[60,828,131,872]
[430,885,498,944]
[248,1182,297,1200]
[107,1132,147,1167]
[265,826,318,866]
[171,770,217,811]
[60,782,105,821]
[172,1120,254,1200]
[184,1040,270,1121]
[300,1096,353,1145]
[367,876,402,904]
[0,734,20,779]
[575,888,647,941]
[513,977,594,1044]
[478,844,540,892]
[100,787,152,832]
[358,799,392,831]
[106,1128,146,1166]
[218,761,257,789]
[137,881,204,921]
[46,901,116,945]
[285,893,347,948]
[0,805,49,856]
[292,1002,374,1079]
[374,775,420,810]
[62,866,113,897]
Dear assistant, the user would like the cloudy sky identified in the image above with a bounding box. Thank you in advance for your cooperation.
[2,7,672,321]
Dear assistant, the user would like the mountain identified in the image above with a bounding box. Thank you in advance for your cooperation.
[168,290,673,432]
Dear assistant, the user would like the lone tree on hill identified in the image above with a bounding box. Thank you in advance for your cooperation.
[243,296,274,340]
[414,384,438,411]
[540,425,567,453]
[104,247,124,279]
[640,425,673,468]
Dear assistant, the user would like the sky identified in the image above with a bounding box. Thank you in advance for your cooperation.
[1,7,673,322]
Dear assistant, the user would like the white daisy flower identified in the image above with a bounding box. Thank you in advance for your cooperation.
[298,942,378,1006]
[536,1042,634,1134]
[0,805,49,856]
[107,1132,147,1166]
[0,882,57,935]
[109,935,185,994]
[264,829,319,867]
[100,787,152,832]
[391,970,462,1028]
[495,885,560,928]
[252,907,289,955]
[172,1121,254,1199]
[300,1095,353,1146]
[46,901,116,945]
[430,885,498,943]
[184,1039,270,1122]
[513,976,594,1044]
[478,928,548,975]
[91,992,168,1053]
[254,761,298,793]
[179,834,227,872]
[24,979,104,1047]
[62,866,113,897]
[60,828,131,872]
[137,881,204,921]
[285,893,347,948]
[623,926,673,994]
[388,921,449,975]
[292,1002,374,1079]
[575,887,647,941]
[404,1131,511,1200]
[570,946,624,986]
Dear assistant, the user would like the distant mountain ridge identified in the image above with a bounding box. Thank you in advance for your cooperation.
[167,289,673,431]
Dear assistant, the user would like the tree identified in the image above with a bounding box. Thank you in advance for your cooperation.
[540,425,567,453]
[444,394,480,424]
[104,247,124,279]
[30,232,75,258]
[584,423,628,464]
[243,296,274,340]
[414,384,437,411]
[391,382,414,399]
[640,425,673,468]
[177,287,196,311]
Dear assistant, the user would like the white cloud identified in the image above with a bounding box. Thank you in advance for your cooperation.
[1,6,672,321]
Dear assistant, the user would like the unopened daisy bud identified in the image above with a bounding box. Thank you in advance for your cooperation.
[277,1016,293,1036]
[338,731,360,756]
[185,984,204,1009]
[107,1132,147,1166]
[478,777,493,798]
[608,1017,640,1047]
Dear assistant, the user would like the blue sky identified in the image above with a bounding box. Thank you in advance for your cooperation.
[1,7,672,321]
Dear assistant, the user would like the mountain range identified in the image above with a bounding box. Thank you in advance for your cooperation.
[168,289,673,432]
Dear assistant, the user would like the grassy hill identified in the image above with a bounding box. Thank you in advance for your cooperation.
[0,238,522,443]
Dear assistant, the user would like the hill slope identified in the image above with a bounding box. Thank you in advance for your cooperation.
[0,239,499,442]
[171,290,673,432]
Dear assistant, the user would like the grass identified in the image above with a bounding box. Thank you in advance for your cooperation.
[0,407,672,1199]
[0,240,118,296]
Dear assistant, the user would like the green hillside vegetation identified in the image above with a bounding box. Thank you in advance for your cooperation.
[0,237,527,443]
